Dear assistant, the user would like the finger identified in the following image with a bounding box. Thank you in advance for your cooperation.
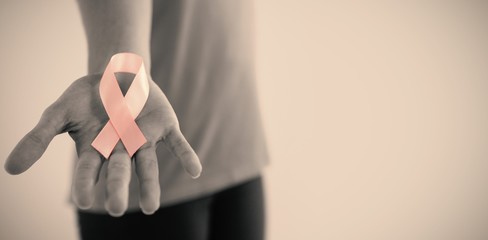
[5,105,65,175]
[164,128,202,178]
[134,145,160,215]
[72,150,103,209]
[105,149,131,217]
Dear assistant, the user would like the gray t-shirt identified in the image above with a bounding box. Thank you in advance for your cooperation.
[88,0,268,212]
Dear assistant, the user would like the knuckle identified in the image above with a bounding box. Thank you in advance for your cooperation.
[139,141,156,150]
[139,177,158,187]
[41,105,65,132]
[77,159,99,172]
[42,104,59,117]
[75,178,95,190]
[26,131,48,149]
[109,160,131,172]
[164,127,182,144]
[172,136,186,148]
[139,157,158,170]
[178,149,195,164]
[106,179,128,191]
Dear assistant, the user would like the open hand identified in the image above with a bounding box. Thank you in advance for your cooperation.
[5,73,202,216]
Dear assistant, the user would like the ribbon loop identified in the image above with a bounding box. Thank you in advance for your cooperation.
[91,53,149,159]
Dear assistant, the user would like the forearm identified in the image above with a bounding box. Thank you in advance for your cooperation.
[77,0,152,74]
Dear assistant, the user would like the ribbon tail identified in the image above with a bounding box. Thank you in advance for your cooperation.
[91,121,120,159]
[119,120,147,158]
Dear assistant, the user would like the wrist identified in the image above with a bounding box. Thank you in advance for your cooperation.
[87,49,150,75]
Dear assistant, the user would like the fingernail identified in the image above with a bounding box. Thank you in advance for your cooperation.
[105,201,126,217]
[141,208,156,215]
[189,164,202,179]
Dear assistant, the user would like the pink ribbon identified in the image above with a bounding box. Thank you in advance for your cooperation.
[91,53,149,159]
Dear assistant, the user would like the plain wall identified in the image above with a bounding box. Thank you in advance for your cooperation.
[1,1,488,240]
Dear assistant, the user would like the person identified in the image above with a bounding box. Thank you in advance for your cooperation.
[4,0,269,239]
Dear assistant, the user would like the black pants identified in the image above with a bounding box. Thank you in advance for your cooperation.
[77,177,265,240]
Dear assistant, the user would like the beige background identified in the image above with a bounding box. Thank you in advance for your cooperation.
[1,1,488,239]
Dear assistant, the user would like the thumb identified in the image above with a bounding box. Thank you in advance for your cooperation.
[5,105,65,174]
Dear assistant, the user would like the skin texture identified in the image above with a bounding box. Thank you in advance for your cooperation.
[77,0,152,74]
[3,0,193,217]
[4,73,202,217]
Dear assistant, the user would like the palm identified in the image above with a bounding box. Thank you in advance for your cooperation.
[66,74,177,152]
[5,74,201,216]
